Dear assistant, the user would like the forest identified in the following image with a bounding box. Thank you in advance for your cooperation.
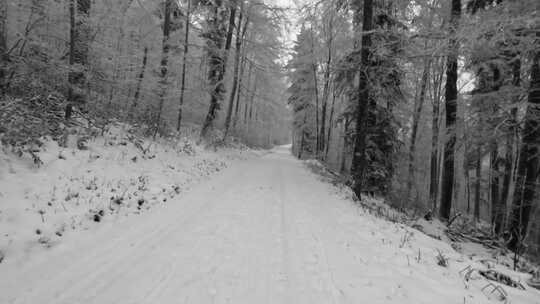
[0,0,290,148]
[1,0,540,301]
[288,0,540,263]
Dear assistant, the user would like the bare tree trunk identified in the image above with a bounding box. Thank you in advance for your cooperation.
[320,15,334,158]
[325,86,337,159]
[66,0,91,119]
[224,1,246,140]
[299,112,307,159]
[243,61,253,124]
[465,163,471,214]
[341,118,352,174]
[508,52,540,252]
[243,98,248,124]
[439,0,461,220]
[177,0,192,131]
[154,0,172,138]
[407,58,430,203]
[129,46,148,119]
[474,145,482,221]
[200,0,235,139]
[233,50,246,129]
[0,0,7,96]
[491,145,503,234]
[430,59,444,211]
[501,59,521,225]
[107,29,124,106]
[309,26,320,156]
[351,0,374,197]
[247,74,258,132]
[108,2,133,108]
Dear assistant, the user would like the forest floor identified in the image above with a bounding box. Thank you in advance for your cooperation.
[1,140,539,303]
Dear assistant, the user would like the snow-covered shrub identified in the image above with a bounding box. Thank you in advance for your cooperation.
[0,93,68,161]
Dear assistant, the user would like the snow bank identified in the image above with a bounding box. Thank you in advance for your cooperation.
[302,158,540,303]
[0,125,249,265]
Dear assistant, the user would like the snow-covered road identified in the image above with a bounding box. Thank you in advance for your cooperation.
[1,146,539,304]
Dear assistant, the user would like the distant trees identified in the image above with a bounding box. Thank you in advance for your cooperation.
[288,27,318,157]
[3,0,540,261]
[292,0,401,196]
[0,0,289,148]
[177,0,192,131]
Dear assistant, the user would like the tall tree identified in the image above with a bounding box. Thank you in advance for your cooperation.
[200,0,235,139]
[177,0,192,132]
[508,52,540,251]
[0,0,7,96]
[66,0,91,119]
[500,59,521,221]
[474,146,482,221]
[288,27,318,157]
[129,46,148,118]
[319,11,334,159]
[407,56,431,202]
[439,0,461,220]
[350,0,374,197]
[308,25,320,157]
[429,58,444,211]
[154,0,173,137]
[232,15,249,130]
[223,0,246,140]
[325,84,337,159]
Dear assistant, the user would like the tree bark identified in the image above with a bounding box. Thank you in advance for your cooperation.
[429,58,444,211]
[407,58,431,203]
[107,29,125,106]
[0,0,7,95]
[320,15,334,158]
[501,58,521,225]
[154,0,172,138]
[66,0,91,119]
[351,0,373,197]
[223,1,245,140]
[233,48,246,129]
[465,161,471,215]
[474,145,482,221]
[491,144,503,233]
[233,45,247,129]
[299,112,307,159]
[243,61,253,124]
[108,2,133,108]
[341,117,352,173]
[129,46,148,119]
[200,0,235,139]
[248,74,258,127]
[439,0,461,220]
[325,85,337,159]
[508,52,540,252]
[176,0,192,132]
[309,26,320,156]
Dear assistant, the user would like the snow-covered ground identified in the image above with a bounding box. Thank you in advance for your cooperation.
[0,126,249,266]
[1,143,539,303]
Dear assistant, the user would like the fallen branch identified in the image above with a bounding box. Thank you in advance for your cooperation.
[479,269,526,290]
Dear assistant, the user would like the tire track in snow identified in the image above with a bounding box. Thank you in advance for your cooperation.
[5,162,247,304]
